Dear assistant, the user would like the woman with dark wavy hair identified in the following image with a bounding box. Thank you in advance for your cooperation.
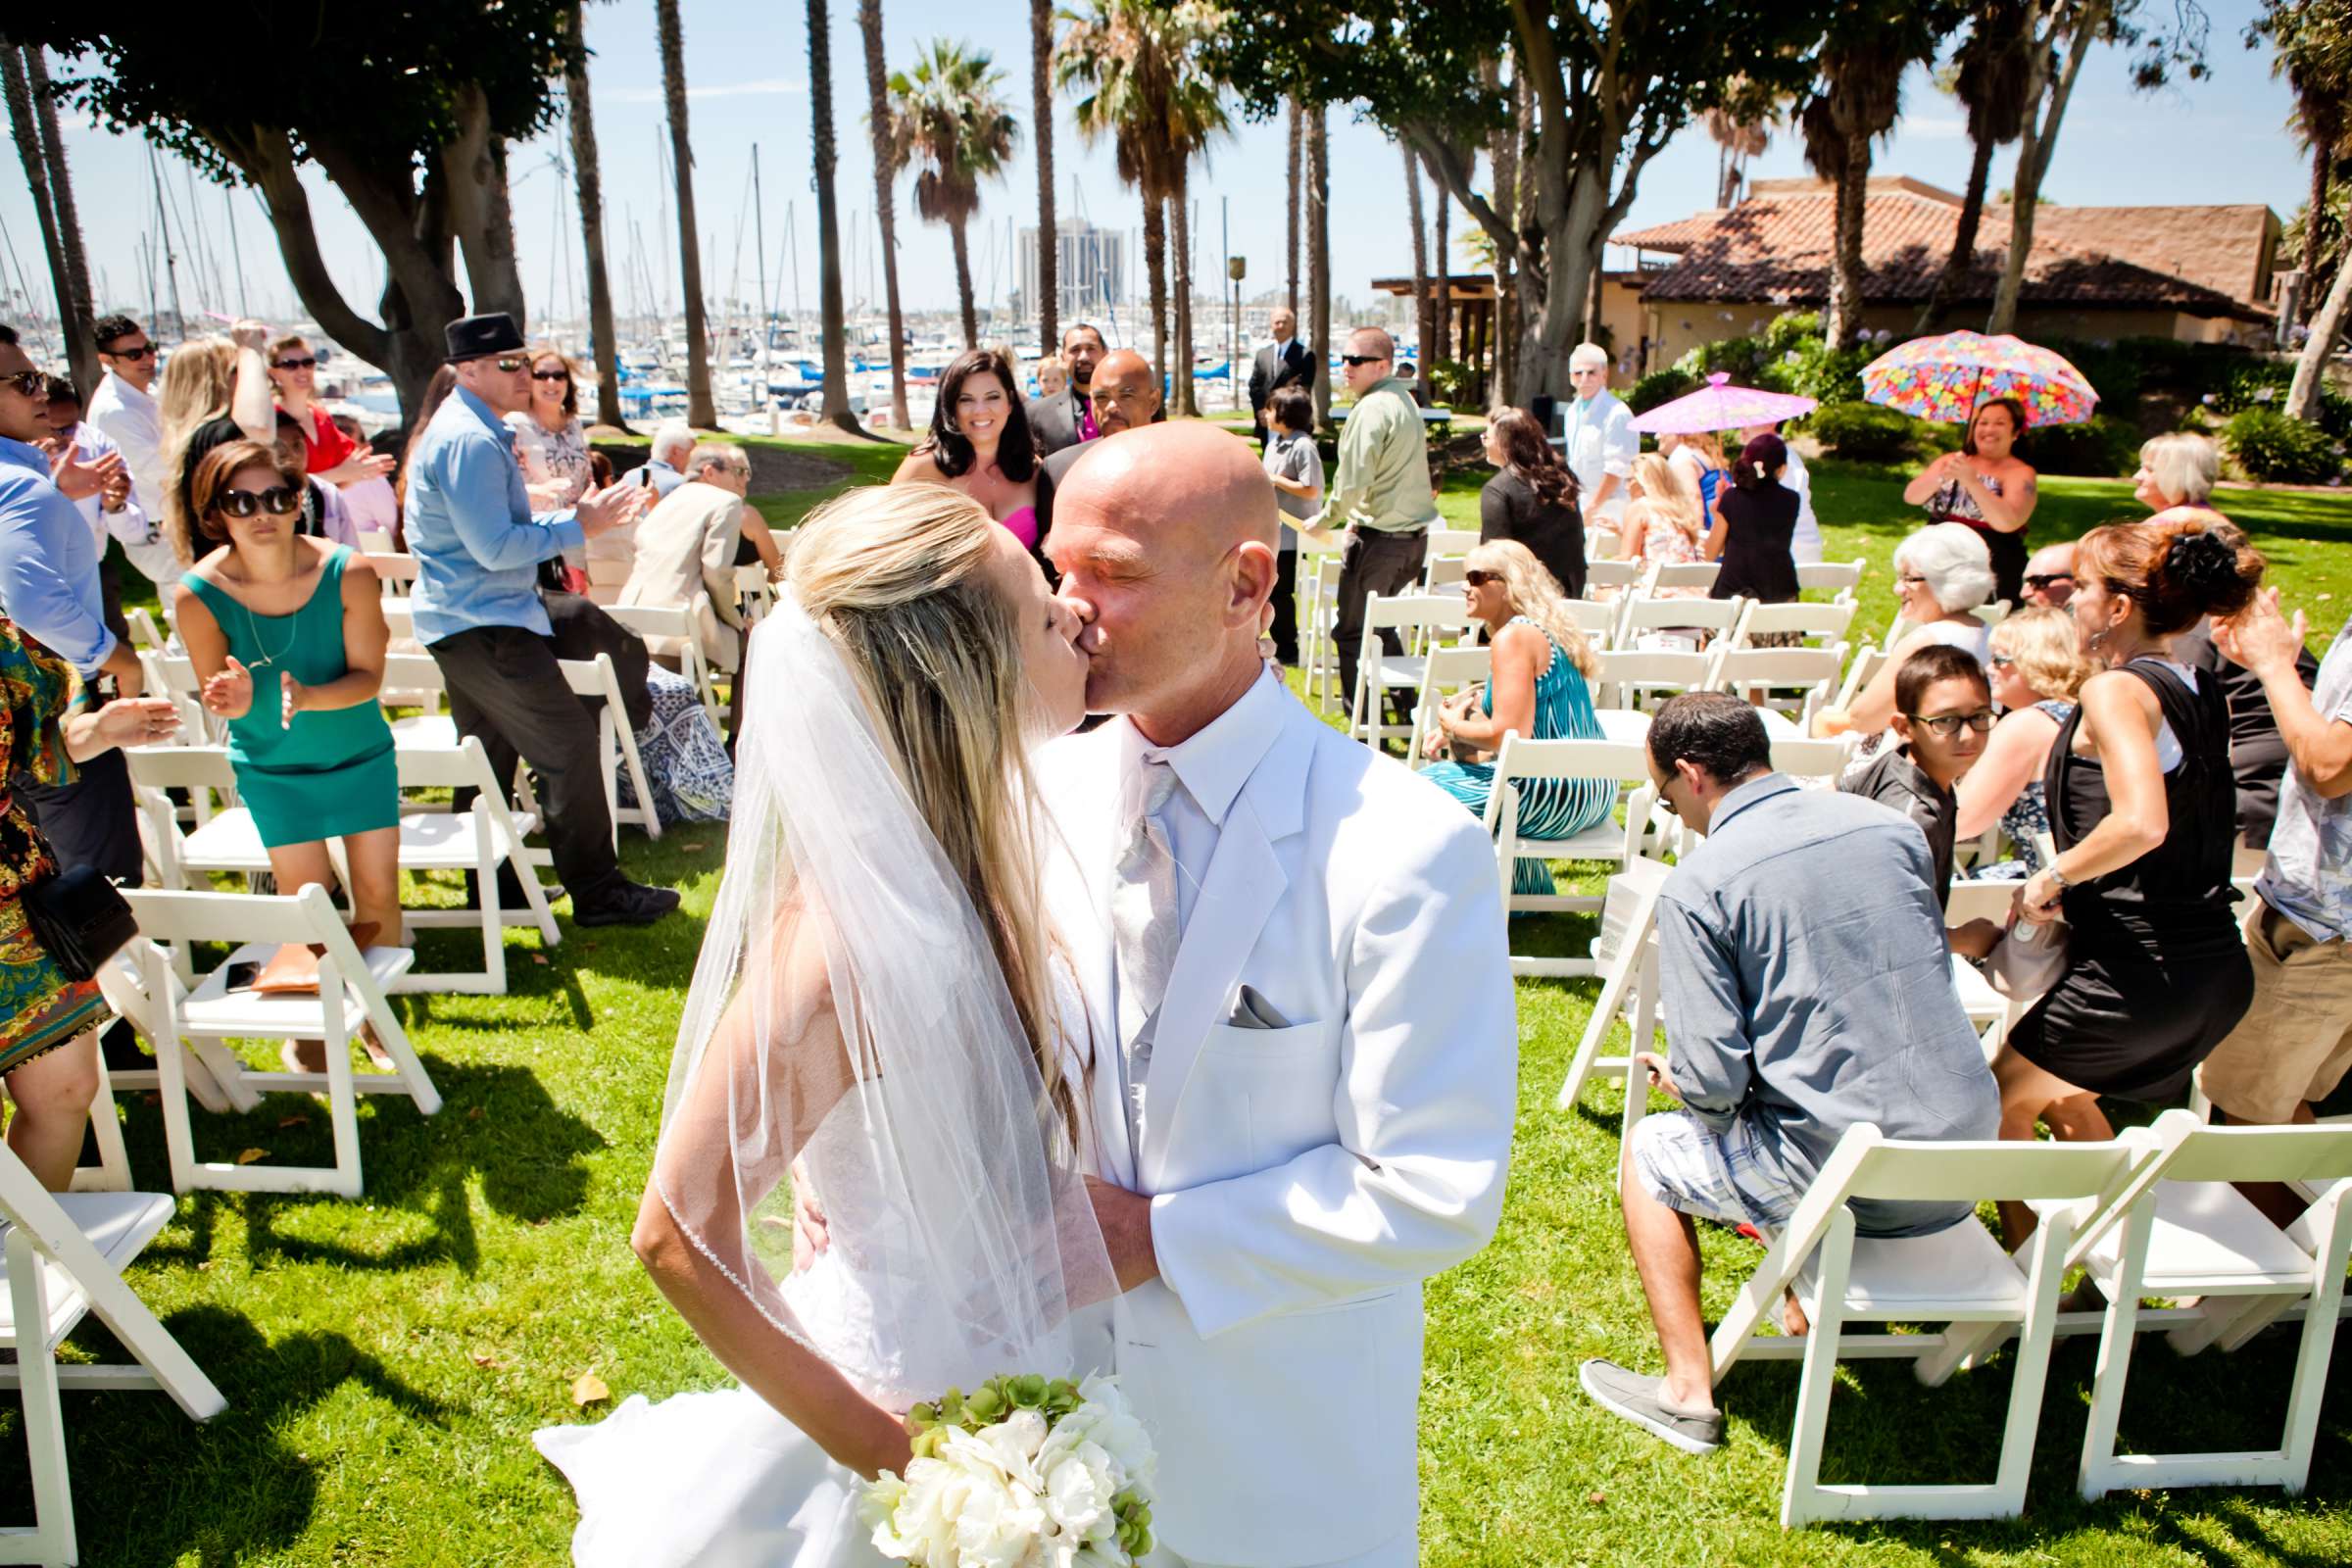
[1478,406,1585,597]
[891,346,1048,557]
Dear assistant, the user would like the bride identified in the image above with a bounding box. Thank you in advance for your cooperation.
[534,482,1111,1564]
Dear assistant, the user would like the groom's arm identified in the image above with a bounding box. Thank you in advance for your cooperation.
[1145,813,1517,1341]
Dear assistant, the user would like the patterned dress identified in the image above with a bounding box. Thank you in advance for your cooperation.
[616,667,735,826]
[0,621,108,1074]
[1972,699,2075,880]
[1421,617,1616,896]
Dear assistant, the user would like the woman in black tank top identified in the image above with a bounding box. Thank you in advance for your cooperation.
[1992,516,2266,1245]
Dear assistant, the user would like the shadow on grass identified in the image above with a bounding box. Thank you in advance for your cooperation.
[125,1054,607,1276]
[0,1303,446,1566]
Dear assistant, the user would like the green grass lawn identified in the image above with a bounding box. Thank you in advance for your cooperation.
[37,431,2352,1563]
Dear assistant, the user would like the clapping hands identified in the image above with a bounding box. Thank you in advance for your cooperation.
[201,655,257,719]
[576,479,651,539]
[49,443,124,504]
[2212,587,2307,681]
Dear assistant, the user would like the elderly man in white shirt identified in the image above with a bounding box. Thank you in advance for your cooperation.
[79,314,182,585]
[1559,341,1638,552]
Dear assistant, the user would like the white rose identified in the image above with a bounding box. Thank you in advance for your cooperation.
[1066,1376,1158,1489]
[979,1406,1052,1485]
[873,1454,974,1563]
[1037,1435,1119,1542]
[935,1431,1046,1568]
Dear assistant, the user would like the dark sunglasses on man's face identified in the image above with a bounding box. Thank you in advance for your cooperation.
[273,356,318,371]
[2025,573,2074,591]
[215,486,301,519]
[1339,354,1385,368]
[493,357,528,373]
[102,343,156,362]
[0,369,48,400]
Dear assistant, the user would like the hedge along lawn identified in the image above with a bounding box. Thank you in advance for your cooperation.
[38,426,2352,1565]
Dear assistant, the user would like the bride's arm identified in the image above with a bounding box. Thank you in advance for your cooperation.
[629,920,913,1480]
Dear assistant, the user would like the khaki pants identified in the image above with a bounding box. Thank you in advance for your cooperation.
[2199,898,2352,1123]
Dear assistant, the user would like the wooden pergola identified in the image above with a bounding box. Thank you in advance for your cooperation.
[1370,273,1501,405]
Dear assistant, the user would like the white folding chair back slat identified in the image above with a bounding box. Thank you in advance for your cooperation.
[600,601,725,722]
[1834,645,1888,713]
[1480,734,1655,942]
[1424,556,1468,591]
[1591,648,1713,711]
[358,529,398,556]
[124,605,172,655]
[1732,600,1857,649]
[559,653,663,843]
[1561,599,1617,647]
[388,737,562,994]
[1795,559,1865,603]
[1707,644,1849,727]
[1304,555,1345,712]
[1583,560,1645,593]
[1408,645,1492,766]
[368,552,422,597]
[1648,561,1721,592]
[1555,858,1671,1118]
[1349,595,1478,751]
[1424,526,1481,560]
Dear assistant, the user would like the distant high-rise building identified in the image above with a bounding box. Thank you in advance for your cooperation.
[1021,219,1127,322]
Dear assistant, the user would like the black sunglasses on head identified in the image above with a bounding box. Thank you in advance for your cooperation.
[215,486,302,519]
[273,356,317,371]
[1339,354,1385,368]
[103,342,156,361]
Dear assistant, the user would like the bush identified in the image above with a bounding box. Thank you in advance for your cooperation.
[2026,414,2140,478]
[1421,358,1474,409]
[2212,360,2352,442]
[1672,334,1770,386]
[1627,367,1697,415]
[1810,400,1920,462]
[2226,408,2347,484]
[1763,312,1823,356]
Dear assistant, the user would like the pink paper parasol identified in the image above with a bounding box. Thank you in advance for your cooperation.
[1630,372,1818,435]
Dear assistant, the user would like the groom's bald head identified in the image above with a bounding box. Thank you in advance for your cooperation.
[1046,423,1279,744]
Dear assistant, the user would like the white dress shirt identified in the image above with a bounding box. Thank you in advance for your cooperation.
[1562,387,1638,523]
[59,420,179,586]
[84,369,164,515]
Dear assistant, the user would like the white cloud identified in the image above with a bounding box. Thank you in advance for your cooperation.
[609,78,804,104]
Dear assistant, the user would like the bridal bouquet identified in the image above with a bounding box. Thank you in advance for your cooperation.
[861,1372,1157,1567]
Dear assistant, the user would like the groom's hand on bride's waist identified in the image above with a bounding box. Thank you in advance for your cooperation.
[1085,1176,1160,1294]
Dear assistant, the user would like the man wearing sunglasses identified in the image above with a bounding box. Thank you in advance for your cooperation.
[1839,644,1996,949]
[0,321,153,885]
[2020,541,2076,610]
[83,315,166,527]
[1308,327,1436,710]
[405,311,674,927]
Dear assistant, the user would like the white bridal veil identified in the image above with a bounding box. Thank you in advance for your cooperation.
[650,593,1113,1401]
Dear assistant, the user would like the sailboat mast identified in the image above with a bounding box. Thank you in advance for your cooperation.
[222,186,248,318]
[147,144,184,337]
[753,143,770,412]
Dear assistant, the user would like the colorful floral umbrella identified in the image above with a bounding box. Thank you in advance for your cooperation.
[1860,329,2098,427]
[1629,372,1818,435]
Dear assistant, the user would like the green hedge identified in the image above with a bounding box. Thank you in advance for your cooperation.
[2226,408,2348,485]
[1627,368,1698,415]
[1809,400,1919,462]
[2025,414,2141,478]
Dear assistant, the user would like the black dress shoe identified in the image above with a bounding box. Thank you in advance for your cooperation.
[573,880,683,927]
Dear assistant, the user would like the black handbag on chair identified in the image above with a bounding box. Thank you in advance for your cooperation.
[23,863,137,983]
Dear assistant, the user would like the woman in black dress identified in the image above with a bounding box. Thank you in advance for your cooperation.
[1705,432,1800,617]
[1995,515,2265,1242]
[1477,407,1585,597]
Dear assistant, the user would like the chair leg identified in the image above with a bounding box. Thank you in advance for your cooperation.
[1557,961,1631,1110]
[1989,1209,2073,1517]
[2278,1191,2352,1494]
[71,1052,133,1195]
[473,811,506,996]
[318,960,364,1200]
[1781,1211,1854,1529]
[2078,1201,2157,1501]
[8,1225,75,1565]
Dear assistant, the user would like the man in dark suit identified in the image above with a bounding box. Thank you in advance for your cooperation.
[1248,306,1314,445]
[1042,349,1163,488]
[1029,322,1109,457]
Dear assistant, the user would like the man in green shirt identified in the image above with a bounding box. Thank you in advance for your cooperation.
[1311,327,1437,709]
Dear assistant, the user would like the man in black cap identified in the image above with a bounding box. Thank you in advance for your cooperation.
[403,312,675,925]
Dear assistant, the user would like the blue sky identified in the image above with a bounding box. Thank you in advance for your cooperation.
[0,0,2312,337]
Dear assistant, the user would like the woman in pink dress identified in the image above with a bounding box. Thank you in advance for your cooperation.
[891,347,1048,564]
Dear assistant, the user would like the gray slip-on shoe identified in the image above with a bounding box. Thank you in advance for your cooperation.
[1579,1358,1725,1454]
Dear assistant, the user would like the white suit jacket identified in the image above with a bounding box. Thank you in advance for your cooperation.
[1040,678,1516,1567]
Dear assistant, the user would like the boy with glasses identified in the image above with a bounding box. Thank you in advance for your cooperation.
[1840,644,1995,941]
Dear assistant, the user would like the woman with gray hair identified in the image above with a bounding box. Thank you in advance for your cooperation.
[2132,431,2224,523]
[1818,521,1994,738]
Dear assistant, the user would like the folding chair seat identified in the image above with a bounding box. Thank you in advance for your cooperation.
[1768,734,1854,782]
[1554,857,1670,1115]
[389,737,562,995]
[1794,558,1865,604]
[1729,600,1856,651]
[560,653,663,844]
[1349,594,1476,752]
[1616,593,1743,654]
[122,885,440,1198]
[0,1142,226,1564]
[1480,734,1655,931]
[1709,1127,2140,1525]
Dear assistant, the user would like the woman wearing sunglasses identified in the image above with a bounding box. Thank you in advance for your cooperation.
[267,333,395,489]
[1953,607,2091,880]
[172,440,403,1071]
[1420,540,1614,897]
[508,345,596,511]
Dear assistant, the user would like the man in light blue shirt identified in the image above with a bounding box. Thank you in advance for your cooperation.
[404,312,674,927]
[0,324,151,883]
[619,420,694,499]
[1560,342,1638,534]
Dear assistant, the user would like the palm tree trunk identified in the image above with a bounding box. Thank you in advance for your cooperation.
[1307,105,1331,429]
[565,5,628,432]
[1142,186,1168,392]
[1917,126,1996,334]
[18,48,95,393]
[808,0,861,434]
[1431,157,1451,366]
[1990,0,2105,335]
[1171,165,1197,416]
[1030,0,1058,357]
[858,0,909,429]
[3,51,72,363]
[1825,126,1871,349]
[1285,100,1301,314]
[2287,243,2351,423]
[950,216,979,347]
[657,0,716,426]
[1403,144,1431,365]
[2305,131,2339,309]
[1491,70,1518,401]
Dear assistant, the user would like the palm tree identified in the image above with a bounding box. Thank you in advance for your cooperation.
[1916,0,2034,332]
[655,0,715,426]
[858,0,910,429]
[3,44,96,392]
[564,3,627,431]
[808,0,861,434]
[1703,105,1772,210]
[1402,143,1432,364]
[1429,152,1451,366]
[888,40,1018,348]
[1030,0,1059,354]
[1286,98,1302,313]
[1306,101,1330,427]
[1489,59,1520,398]
[1802,6,1937,349]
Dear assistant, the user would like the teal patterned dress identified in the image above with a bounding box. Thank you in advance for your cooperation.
[1422,616,1616,896]
[0,620,108,1073]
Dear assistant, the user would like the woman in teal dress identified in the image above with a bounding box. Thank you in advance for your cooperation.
[1421,540,1616,896]
[173,440,400,1065]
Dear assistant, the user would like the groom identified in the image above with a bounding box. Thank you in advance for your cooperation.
[1042,422,1517,1568]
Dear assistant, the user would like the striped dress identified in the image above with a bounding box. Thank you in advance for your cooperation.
[1422,616,1617,896]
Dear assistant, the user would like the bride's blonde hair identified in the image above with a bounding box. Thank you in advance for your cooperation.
[786,483,1078,1147]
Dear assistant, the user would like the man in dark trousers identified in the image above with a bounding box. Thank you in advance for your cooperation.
[1248,306,1314,445]
[403,313,677,926]
[1029,322,1108,457]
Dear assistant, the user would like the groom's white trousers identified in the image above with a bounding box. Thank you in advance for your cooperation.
[1145,1536,1414,1568]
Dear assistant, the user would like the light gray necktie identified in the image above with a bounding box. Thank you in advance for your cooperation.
[1111,760,1180,1148]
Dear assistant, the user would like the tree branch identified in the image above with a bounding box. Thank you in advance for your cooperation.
[229,122,389,366]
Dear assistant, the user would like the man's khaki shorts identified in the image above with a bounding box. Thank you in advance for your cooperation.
[2199,899,2352,1124]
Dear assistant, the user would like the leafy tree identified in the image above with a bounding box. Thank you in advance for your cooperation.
[889,40,1018,348]
[1207,1,1830,403]
[2251,0,2352,315]
[1917,0,2037,332]
[21,7,572,421]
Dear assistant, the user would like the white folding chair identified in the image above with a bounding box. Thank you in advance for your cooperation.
[560,653,663,844]
[369,551,421,597]
[1423,555,1468,592]
[1302,554,1345,712]
[1648,560,1720,594]
[92,950,252,1117]
[1796,559,1865,604]
[123,605,172,656]
[1591,648,1714,712]
[136,652,220,748]
[1562,599,1618,649]
[357,528,398,556]
[389,738,562,995]
[1729,600,1856,651]
[1583,559,1644,595]
[1424,526,1480,561]
[1407,645,1491,765]
[1769,734,1855,782]
[1616,594,1743,653]
[601,601,725,725]
[0,1140,226,1564]
[382,652,459,752]
[1554,857,1671,1114]
[1832,645,1889,714]
[1710,1127,2141,1526]
[1707,645,1849,728]
[122,885,440,1199]
[734,563,776,627]
[1479,733,1655,931]
[1349,594,1476,752]
[584,556,631,607]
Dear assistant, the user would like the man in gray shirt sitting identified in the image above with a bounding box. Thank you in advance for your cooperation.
[1582,693,1999,1454]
